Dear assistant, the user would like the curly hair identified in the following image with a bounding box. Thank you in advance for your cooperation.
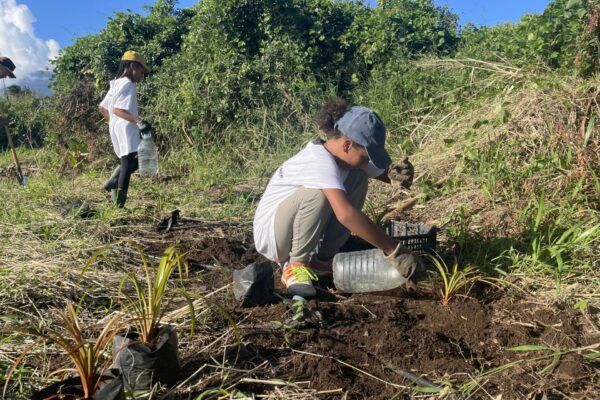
[315,97,348,138]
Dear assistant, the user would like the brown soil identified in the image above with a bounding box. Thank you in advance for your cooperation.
[141,225,600,399]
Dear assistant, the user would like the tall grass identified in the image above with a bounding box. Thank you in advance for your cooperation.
[514,192,599,291]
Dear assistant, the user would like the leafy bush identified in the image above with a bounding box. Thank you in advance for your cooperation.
[458,0,598,74]
[149,0,458,138]
[9,0,599,155]
[82,244,195,345]
[46,0,459,149]
[0,89,48,149]
[51,0,194,93]
[3,303,124,399]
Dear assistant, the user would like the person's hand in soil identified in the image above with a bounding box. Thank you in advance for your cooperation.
[388,157,414,189]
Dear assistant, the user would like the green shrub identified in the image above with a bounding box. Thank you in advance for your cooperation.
[458,0,598,74]
[46,0,459,149]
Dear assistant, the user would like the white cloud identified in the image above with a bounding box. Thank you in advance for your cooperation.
[0,0,60,95]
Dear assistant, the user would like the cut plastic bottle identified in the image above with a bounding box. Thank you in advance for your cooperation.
[332,248,407,293]
[138,132,159,176]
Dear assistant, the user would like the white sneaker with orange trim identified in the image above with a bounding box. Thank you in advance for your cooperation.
[281,262,317,297]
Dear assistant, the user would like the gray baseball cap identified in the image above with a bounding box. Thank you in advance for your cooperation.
[334,106,391,169]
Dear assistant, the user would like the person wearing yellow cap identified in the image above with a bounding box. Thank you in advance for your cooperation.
[99,50,151,208]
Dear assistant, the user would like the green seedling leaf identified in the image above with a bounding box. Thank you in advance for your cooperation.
[509,345,552,351]
[196,388,231,399]
[130,389,151,397]
[291,312,304,321]
[472,119,489,129]
[0,315,19,322]
[412,386,443,394]
[79,243,111,283]
[573,300,589,312]
[498,107,511,124]
[539,352,561,376]
[574,225,600,244]
[584,351,600,360]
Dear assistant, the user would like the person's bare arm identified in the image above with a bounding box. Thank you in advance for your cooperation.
[99,106,109,120]
[322,188,396,255]
[112,108,141,123]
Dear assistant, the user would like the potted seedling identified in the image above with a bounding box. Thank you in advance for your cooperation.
[3,302,125,400]
[428,255,490,305]
[84,244,195,392]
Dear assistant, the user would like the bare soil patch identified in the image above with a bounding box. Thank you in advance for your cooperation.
[139,226,599,399]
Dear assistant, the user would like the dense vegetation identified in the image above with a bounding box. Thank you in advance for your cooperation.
[1,0,597,155]
[1,0,599,398]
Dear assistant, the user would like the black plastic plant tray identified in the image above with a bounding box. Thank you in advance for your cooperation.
[337,220,437,253]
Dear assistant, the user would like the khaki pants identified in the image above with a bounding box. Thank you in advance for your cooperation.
[273,169,368,264]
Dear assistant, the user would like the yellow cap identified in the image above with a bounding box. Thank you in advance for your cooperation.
[121,50,150,73]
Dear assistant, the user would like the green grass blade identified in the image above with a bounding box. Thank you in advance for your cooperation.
[584,113,595,147]
[509,345,552,351]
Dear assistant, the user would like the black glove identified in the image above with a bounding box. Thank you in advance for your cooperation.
[388,157,414,189]
[136,119,152,134]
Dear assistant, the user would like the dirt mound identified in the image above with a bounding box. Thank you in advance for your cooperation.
[233,291,597,399]
[141,226,598,399]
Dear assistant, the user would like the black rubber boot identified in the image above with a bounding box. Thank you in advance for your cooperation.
[103,165,121,191]
[114,188,128,208]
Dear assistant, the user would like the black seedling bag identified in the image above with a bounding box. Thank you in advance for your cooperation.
[233,261,276,307]
[112,325,180,391]
[31,371,124,400]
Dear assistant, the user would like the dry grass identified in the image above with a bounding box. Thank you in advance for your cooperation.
[1,65,599,399]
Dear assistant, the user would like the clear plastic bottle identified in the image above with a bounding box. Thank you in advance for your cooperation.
[332,248,407,293]
[137,132,159,176]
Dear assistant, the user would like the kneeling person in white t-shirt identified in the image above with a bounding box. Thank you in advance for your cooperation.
[253,97,419,297]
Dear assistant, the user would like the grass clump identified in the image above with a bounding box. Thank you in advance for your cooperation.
[82,243,195,346]
[3,303,124,399]
[428,255,491,305]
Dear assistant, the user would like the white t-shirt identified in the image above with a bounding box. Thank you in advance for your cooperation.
[253,140,384,262]
[99,77,141,157]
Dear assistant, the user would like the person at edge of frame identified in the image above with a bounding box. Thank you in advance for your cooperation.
[0,56,16,80]
[0,56,17,126]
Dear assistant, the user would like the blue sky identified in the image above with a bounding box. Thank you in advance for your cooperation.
[21,0,198,48]
[1,0,552,93]
[19,0,552,48]
[434,0,551,27]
